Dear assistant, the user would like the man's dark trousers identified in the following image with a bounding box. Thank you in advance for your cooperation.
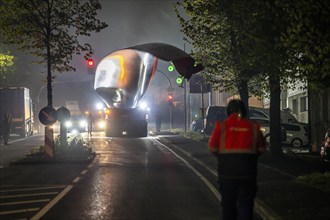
[219,178,257,220]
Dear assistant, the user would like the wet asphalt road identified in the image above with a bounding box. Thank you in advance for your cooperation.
[0,132,221,219]
[41,134,221,220]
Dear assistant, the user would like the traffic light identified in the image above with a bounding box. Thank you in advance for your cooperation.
[87,59,95,74]
[167,94,173,102]
[176,76,184,85]
[168,63,175,72]
[87,59,94,67]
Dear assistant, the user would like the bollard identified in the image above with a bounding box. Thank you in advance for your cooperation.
[44,125,54,159]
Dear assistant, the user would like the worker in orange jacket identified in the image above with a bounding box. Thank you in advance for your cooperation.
[208,99,265,220]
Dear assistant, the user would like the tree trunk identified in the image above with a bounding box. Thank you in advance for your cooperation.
[238,79,249,117]
[269,74,283,158]
[46,13,52,108]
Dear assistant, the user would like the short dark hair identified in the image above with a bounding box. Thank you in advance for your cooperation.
[226,99,247,117]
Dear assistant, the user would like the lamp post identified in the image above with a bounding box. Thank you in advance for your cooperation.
[156,70,174,92]
[156,70,174,130]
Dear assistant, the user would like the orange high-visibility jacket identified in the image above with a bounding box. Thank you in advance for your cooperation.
[208,113,265,178]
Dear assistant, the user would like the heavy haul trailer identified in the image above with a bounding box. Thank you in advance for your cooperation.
[94,49,155,137]
[105,108,148,137]
[94,43,204,137]
[0,87,34,138]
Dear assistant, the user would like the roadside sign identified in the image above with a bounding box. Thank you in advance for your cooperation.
[56,106,70,122]
[39,106,57,125]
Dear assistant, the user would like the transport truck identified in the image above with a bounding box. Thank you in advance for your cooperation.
[0,87,34,137]
[94,43,203,137]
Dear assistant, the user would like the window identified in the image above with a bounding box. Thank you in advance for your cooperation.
[292,99,298,115]
[300,96,307,112]
[282,123,301,131]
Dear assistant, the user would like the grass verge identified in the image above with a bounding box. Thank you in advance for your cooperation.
[296,172,330,192]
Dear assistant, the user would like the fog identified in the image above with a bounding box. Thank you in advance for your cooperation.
[50,0,188,114]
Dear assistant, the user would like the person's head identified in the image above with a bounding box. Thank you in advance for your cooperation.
[226,99,247,118]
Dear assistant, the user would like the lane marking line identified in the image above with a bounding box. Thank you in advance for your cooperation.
[0,192,58,199]
[0,208,40,215]
[259,163,295,178]
[0,186,66,193]
[73,177,81,183]
[171,144,217,176]
[0,199,50,206]
[31,185,73,220]
[153,138,221,202]
[153,138,283,220]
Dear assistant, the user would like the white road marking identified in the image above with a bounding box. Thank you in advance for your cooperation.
[31,185,74,220]
[0,192,58,199]
[73,177,81,183]
[0,208,40,215]
[153,137,284,220]
[0,199,50,206]
[152,138,222,202]
[0,186,66,193]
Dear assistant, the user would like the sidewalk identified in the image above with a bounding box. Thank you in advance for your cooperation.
[155,132,330,220]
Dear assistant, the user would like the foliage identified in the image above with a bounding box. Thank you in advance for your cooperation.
[0,0,108,106]
[296,172,330,192]
[54,135,94,160]
[171,128,208,142]
[0,0,107,73]
[278,0,330,90]
[174,1,289,95]
[174,0,253,95]
[0,51,15,80]
[175,0,292,157]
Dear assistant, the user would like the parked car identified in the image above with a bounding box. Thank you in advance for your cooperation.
[204,106,274,135]
[249,108,269,119]
[250,117,287,145]
[203,106,227,135]
[280,122,309,148]
[190,118,204,132]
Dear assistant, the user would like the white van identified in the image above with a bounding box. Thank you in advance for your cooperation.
[281,122,309,148]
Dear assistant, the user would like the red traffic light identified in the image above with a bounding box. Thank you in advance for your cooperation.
[87,59,94,67]
[167,94,173,102]
[87,59,96,75]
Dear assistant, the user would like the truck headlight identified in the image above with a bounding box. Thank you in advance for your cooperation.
[80,120,87,127]
[65,121,72,128]
[98,121,106,128]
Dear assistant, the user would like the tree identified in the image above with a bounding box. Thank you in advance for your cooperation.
[278,0,330,90]
[175,0,293,157]
[0,51,15,83]
[174,0,259,111]
[0,0,108,107]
